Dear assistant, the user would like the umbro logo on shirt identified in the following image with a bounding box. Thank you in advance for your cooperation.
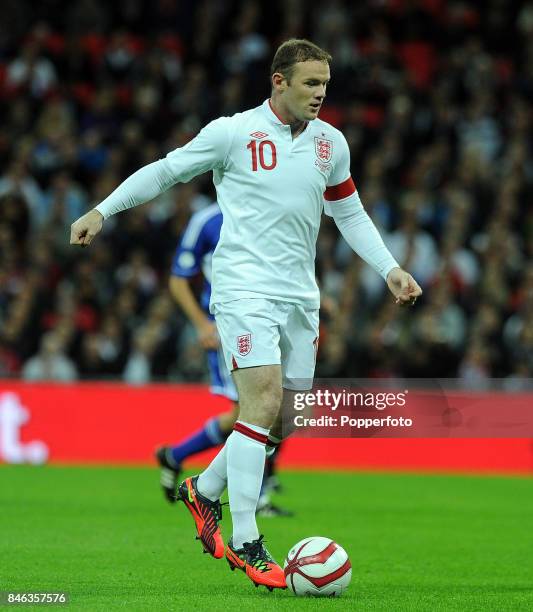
[250,131,268,139]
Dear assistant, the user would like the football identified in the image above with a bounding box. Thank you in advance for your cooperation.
[284,536,352,597]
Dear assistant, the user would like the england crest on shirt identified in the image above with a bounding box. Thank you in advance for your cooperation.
[314,137,333,163]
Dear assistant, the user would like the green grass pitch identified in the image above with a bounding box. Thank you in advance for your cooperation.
[2,465,533,611]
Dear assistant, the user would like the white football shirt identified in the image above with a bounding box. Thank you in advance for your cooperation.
[95,99,398,311]
[164,100,354,311]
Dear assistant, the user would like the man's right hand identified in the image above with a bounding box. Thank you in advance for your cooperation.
[196,320,220,350]
[70,209,104,246]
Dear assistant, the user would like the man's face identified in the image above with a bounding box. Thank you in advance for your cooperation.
[278,60,330,122]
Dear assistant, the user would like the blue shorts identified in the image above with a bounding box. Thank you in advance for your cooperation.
[207,346,238,401]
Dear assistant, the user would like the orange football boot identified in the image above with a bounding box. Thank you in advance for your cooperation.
[176,476,225,559]
[226,535,287,591]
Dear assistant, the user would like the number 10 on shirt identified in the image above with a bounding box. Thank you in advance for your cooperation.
[247,140,277,171]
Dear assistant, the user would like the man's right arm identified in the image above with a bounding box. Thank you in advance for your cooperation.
[70,117,231,246]
[70,159,173,245]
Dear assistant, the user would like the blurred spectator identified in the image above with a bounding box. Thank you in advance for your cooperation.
[115,249,158,299]
[122,327,158,384]
[6,40,57,98]
[387,191,439,288]
[39,171,87,229]
[458,341,492,391]
[22,332,78,382]
[0,162,45,225]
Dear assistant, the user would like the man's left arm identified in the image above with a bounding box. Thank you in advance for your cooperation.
[324,137,422,306]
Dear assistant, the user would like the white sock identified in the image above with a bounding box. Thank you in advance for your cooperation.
[196,444,228,501]
[227,420,269,549]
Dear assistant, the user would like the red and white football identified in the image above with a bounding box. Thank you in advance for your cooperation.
[284,536,352,597]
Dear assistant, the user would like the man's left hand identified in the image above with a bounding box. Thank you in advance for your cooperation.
[386,267,422,306]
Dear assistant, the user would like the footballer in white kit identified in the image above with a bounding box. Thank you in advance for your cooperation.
[93,98,400,389]
[71,38,422,592]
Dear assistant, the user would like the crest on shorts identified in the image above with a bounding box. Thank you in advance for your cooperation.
[237,333,252,356]
[314,137,333,162]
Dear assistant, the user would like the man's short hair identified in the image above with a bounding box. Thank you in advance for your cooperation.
[270,39,332,83]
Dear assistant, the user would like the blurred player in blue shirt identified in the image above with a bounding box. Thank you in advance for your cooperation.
[170,203,237,401]
[156,203,289,516]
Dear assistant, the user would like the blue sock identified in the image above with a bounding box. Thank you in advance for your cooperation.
[170,417,227,466]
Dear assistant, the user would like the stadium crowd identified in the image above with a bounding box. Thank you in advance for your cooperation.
[0,0,531,386]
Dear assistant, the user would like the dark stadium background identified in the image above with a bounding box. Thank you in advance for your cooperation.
[1,0,531,387]
[0,0,531,386]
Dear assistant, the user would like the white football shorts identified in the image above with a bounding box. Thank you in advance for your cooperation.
[212,298,319,391]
